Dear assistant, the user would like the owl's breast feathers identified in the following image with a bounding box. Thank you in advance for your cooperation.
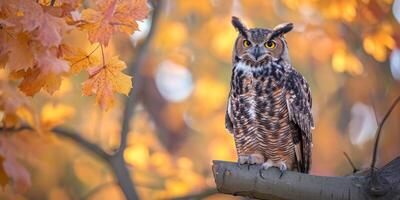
[226,61,313,173]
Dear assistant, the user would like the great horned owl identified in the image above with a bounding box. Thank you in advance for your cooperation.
[225,16,314,176]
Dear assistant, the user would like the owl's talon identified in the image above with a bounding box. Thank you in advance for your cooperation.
[279,163,287,178]
[259,160,273,179]
[259,168,265,179]
[238,154,264,170]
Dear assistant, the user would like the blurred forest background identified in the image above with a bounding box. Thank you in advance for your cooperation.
[1,0,400,199]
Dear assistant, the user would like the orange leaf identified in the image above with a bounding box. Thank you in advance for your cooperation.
[14,0,71,47]
[0,139,31,193]
[60,44,100,74]
[82,56,132,110]
[35,13,71,47]
[2,33,34,71]
[0,79,37,128]
[81,0,149,46]
[34,48,70,74]
[18,68,62,96]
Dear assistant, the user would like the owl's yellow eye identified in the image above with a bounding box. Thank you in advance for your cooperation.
[265,41,276,49]
[243,40,251,48]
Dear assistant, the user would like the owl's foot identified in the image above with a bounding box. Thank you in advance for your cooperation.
[259,160,287,179]
[238,154,264,170]
[259,160,274,179]
[279,162,287,178]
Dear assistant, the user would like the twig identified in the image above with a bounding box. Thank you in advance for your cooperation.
[370,96,400,172]
[368,93,379,126]
[342,152,358,173]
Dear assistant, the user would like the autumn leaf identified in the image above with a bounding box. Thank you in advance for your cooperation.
[0,79,37,128]
[35,12,71,47]
[82,56,132,110]
[1,33,34,71]
[17,68,62,96]
[12,0,71,47]
[34,48,70,74]
[60,44,100,74]
[81,0,149,46]
[0,139,31,193]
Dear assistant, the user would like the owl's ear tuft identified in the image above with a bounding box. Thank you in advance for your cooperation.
[232,16,248,38]
[270,23,293,39]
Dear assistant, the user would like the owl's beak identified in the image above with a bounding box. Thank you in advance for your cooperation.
[252,46,263,61]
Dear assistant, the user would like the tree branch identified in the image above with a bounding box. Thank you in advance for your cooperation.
[343,152,358,173]
[111,1,163,199]
[52,127,111,161]
[368,95,400,195]
[370,96,400,171]
[0,126,111,162]
[117,0,162,154]
[212,159,400,200]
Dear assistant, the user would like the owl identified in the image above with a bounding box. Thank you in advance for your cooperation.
[225,16,314,176]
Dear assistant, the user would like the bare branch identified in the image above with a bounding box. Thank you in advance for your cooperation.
[343,152,358,173]
[370,96,400,171]
[369,95,400,195]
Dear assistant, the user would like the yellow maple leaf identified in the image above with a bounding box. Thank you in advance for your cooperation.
[18,68,62,96]
[3,33,34,71]
[81,0,149,46]
[0,79,38,128]
[60,44,100,74]
[82,56,132,110]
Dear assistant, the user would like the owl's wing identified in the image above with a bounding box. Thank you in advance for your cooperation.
[284,69,314,173]
[225,96,234,134]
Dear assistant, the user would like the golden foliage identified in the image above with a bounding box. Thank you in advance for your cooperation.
[332,47,363,75]
[363,24,395,62]
[82,56,132,110]
[40,103,75,129]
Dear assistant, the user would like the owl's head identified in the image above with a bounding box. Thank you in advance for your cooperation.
[232,16,293,66]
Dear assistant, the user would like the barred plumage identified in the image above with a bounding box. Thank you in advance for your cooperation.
[226,17,314,174]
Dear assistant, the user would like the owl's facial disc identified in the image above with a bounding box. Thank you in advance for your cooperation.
[250,45,267,61]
